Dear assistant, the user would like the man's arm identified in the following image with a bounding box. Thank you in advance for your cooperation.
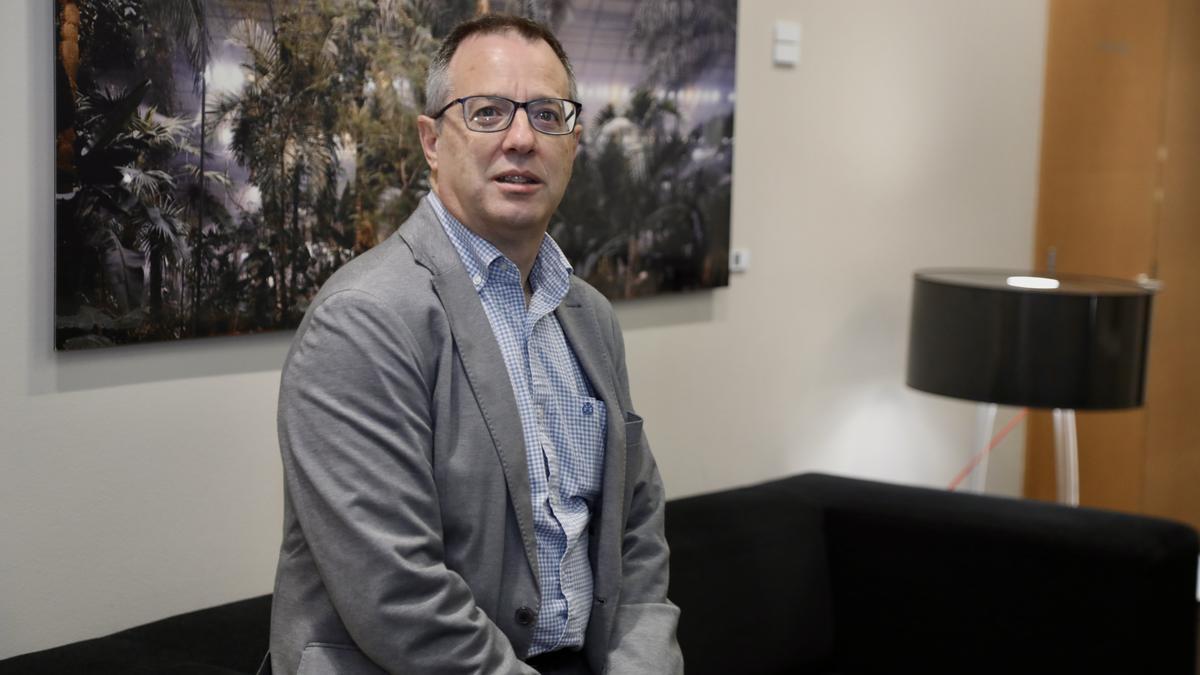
[278,289,538,675]
[603,309,684,675]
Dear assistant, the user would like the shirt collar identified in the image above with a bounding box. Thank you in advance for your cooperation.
[426,191,573,305]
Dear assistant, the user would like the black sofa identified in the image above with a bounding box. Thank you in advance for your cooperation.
[3,473,1197,674]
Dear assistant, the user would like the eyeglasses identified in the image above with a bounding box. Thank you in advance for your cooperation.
[433,95,583,135]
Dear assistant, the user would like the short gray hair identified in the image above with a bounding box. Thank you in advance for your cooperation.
[424,15,578,117]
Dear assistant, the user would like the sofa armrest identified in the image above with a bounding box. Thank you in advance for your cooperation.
[666,477,837,674]
[0,595,271,675]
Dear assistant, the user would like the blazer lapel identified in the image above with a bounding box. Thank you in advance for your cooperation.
[399,199,540,585]
[556,281,628,603]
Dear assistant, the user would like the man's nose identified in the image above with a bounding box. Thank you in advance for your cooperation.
[501,108,537,153]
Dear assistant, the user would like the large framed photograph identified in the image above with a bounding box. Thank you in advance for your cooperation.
[54,0,736,350]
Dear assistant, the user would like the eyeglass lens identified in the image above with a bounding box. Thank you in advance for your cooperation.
[463,97,577,134]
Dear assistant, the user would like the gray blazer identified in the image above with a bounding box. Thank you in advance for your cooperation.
[270,198,682,675]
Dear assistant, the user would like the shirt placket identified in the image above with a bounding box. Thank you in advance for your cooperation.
[529,297,587,648]
[526,317,566,523]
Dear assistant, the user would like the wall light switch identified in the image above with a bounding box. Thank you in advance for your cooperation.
[773,20,801,67]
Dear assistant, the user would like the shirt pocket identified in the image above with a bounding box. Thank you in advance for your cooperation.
[559,393,607,502]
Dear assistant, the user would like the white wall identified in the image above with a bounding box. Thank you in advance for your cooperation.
[0,0,1046,659]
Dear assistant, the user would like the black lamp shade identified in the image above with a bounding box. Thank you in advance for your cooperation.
[906,270,1154,410]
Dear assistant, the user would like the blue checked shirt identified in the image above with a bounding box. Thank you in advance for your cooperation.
[428,192,607,655]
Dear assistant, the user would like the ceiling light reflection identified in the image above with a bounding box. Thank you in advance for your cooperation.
[1006,276,1060,290]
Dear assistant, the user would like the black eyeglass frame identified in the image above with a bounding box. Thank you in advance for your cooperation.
[432,95,583,135]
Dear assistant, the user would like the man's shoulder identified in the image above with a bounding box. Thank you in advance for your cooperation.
[284,231,448,374]
[314,233,429,309]
[309,197,450,309]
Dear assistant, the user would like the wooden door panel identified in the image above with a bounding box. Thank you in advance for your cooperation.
[1024,0,1169,507]
[1036,172,1158,276]
[1143,0,1200,529]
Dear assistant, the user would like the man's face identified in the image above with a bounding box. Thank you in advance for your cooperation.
[417,32,580,244]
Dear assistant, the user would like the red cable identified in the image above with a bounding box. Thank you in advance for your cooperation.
[948,408,1030,491]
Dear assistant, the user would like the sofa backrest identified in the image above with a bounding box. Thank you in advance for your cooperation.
[800,473,1199,675]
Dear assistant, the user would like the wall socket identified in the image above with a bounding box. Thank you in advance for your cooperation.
[729,248,751,273]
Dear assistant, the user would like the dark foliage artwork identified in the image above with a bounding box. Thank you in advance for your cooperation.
[54,0,736,350]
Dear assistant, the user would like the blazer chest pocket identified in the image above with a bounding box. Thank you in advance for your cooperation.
[297,643,387,675]
[624,411,643,451]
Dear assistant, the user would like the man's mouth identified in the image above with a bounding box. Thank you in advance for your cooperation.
[495,172,541,185]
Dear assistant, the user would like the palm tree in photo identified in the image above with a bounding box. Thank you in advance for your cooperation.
[57,0,234,345]
[142,0,218,334]
[631,0,737,89]
[210,14,341,323]
[320,0,449,255]
[73,86,191,326]
[480,0,575,28]
[555,81,733,297]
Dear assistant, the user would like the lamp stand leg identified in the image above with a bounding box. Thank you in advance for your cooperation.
[1052,408,1080,506]
[969,403,999,493]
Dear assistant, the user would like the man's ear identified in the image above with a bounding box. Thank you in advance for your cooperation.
[572,124,582,160]
[417,115,439,173]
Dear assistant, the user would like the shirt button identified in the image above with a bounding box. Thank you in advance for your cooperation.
[582,402,594,416]
[515,606,536,626]
[471,274,483,286]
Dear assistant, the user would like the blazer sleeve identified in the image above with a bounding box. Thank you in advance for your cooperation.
[602,308,684,675]
[278,289,538,675]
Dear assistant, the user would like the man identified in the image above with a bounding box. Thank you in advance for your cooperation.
[269,15,682,675]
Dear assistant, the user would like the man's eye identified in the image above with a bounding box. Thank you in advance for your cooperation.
[534,109,562,122]
[474,107,502,119]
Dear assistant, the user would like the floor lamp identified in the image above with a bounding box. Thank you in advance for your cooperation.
[905,269,1154,505]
